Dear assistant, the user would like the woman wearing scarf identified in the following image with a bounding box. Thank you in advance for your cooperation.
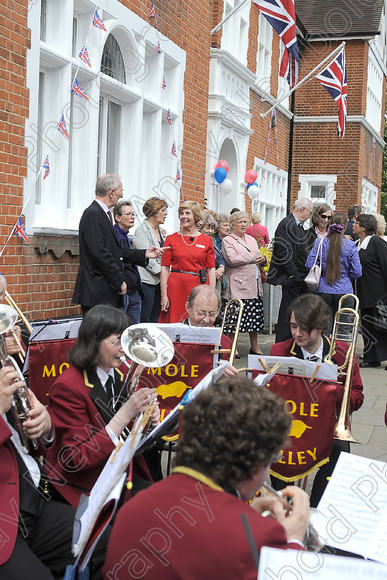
[305,212,362,335]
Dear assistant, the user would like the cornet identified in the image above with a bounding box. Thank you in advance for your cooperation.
[260,483,327,551]
[0,304,38,452]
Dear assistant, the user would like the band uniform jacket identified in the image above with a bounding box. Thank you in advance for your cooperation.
[268,213,312,286]
[72,200,148,308]
[46,365,151,507]
[270,336,364,415]
[0,416,49,565]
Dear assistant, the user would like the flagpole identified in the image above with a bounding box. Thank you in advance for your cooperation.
[260,41,346,119]
[211,0,250,34]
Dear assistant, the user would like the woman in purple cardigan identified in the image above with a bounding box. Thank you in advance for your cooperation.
[222,211,266,355]
[305,212,362,334]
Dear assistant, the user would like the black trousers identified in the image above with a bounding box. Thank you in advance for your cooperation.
[0,499,109,580]
[275,280,308,342]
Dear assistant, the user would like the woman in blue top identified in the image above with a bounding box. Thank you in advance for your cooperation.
[306,212,362,334]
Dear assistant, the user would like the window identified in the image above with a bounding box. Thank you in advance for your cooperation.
[98,98,121,176]
[101,34,126,84]
[362,178,378,214]
[298,175,337,209]
[220,0,250,65]
[40,0,47,42]
[252,159,287,238]
[256,13,273,94]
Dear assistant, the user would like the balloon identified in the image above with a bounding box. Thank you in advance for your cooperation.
[215,160,229,173]
[245,169,257,184]
[246,181,258,190]
[247,184,259,199]
[221,178,232,194]
[214,167,227,184]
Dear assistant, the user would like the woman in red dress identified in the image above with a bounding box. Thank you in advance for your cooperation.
[159,201,216,323]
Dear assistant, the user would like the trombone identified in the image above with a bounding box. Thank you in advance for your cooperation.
[324,294,360,443]
[213,298,244,367]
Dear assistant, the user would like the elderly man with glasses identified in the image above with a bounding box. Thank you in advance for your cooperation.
[268,197,314,342]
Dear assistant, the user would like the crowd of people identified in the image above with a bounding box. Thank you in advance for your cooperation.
[2,173,386,578]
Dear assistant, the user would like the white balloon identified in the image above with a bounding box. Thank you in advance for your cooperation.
[247,184,259,199]
[221,178,233,194]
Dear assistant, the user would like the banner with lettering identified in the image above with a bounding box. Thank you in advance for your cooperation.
[252,370,337,481]
[138,342,215,434]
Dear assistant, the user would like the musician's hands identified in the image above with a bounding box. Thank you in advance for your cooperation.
[276,486,310,543]
[150,401,160,426]
[23,389,52,440]
[161,295,169,312]
[223,364,239,377]
[109,388,157,437]
[0,366,21,415]
[5,325,22,356]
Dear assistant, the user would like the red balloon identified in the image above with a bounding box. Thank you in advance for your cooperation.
[245,169,257,184]
[215,160,229,173]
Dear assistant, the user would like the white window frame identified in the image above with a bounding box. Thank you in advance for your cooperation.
[256,13,273,95]
[366,46,383,133]
[362,178,378,214]
[298,174,337,209]
[252,158,287,239]
[25,0,186,235]
[220,0,250,66]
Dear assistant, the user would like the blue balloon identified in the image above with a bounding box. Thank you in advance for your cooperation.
[247,181,258,190]
[214,167,227,184]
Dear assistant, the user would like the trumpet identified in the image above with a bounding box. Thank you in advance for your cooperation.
[259,483,327,551]
[0,304,38,452]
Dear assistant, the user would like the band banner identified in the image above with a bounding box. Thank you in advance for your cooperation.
[138,342,215,425]
[252,370,337,481]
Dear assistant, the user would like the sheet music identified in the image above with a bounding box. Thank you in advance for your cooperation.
[73,417,144,558]
[153,323,221,344]
[248,355,338,381]
[318,453,387,563]
[258,547,387,580]
[253,368,281,387]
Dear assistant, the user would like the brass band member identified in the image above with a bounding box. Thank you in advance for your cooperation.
[271,293,364,506]
[103,376,309,579]
[45,305,160,507]
[0,274,24,358]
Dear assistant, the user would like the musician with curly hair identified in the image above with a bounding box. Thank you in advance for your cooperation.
[103,376,309,580]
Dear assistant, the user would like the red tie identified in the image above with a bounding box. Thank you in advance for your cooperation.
[107,211,113,225]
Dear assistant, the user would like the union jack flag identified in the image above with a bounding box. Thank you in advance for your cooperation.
[175,168,181,183]
[162,74,166,90]
[316,48,347,138]
[148,4,156,18]
[171,141,177,157]
[57,114,70,140]
[92,9,107,31]
[79,45,91,67]
[13,218,29,242]
[166,109,172,125]
[253,0,299,87]
[157,41,162,54]
[42,155,50,180]
[71,77,89,100]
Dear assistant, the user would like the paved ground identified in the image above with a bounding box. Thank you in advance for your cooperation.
[236,331,387,463]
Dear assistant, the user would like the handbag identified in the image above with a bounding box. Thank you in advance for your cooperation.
[259,266,267,284]
[373,304,387,334]
[304,238,324,292]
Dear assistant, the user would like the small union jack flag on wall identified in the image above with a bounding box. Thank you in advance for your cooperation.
[166,109,172,125]
[57,114,70,140]
[13,218,29,242]
[79,45,91,67]
[162,74,166,90]
[157,41,162,54]
[71,77,89,100]
[148,4,156,18]
[175,168,181,183]
[92,9,107,31]
[171,141,177,157]
[42,155,50,180]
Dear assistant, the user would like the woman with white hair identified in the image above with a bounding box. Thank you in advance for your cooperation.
[246,212,270,247]
[222,211,266,355]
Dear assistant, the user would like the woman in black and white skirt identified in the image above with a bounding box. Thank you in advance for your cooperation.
[221,211,266,356]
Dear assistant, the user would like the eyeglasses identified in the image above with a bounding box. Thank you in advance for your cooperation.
[121,213,136,218]
[193,310,218,319]
[303,207,313,215]
[103,338,122,348]
[320,214,332,220]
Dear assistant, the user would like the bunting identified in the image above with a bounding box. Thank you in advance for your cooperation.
[148,4,156,18]
[71,77,89,100]
[42,155,50,180]
[57,114,70,140]
[13,218,29,242]
[79,45,91,67]
[92,9,107,31]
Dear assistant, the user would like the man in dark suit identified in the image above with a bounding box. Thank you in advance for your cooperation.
[268,197,313,342]
[0,365,108,578]
[344,204,363,242]
[73,174,162,314]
